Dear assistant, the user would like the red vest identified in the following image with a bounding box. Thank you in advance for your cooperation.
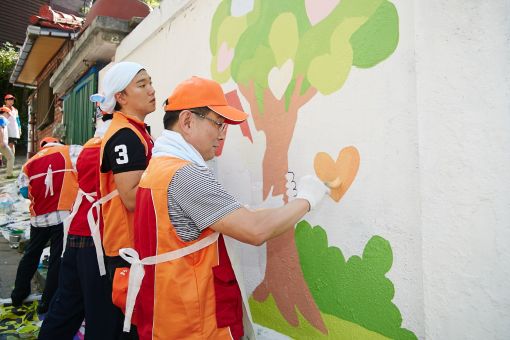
[68,137,102,236]
[133,156,243,340]
[23,145,78,216]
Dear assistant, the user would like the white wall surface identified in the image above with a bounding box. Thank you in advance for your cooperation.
[107,0,510,338]
[416,1,510,339]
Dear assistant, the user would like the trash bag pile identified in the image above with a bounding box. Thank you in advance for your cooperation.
[0,183,31,249]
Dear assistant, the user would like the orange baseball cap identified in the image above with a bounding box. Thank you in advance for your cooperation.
[163,76,248,124]
[4,94,15,100]
[0,106,11,113]
[40,137,60,148]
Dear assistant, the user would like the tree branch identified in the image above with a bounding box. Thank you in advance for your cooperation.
[238,80,266,131]
[291,76,317,111]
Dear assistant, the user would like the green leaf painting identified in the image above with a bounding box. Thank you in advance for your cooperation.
[249,221,417,339]
[295,221,417,340]
[351,1,399,68]
[211,0,399,104]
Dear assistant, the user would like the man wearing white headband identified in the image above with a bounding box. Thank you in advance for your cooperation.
[93,61,155,338]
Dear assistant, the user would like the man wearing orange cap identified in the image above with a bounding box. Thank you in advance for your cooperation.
[120,77,329,339]
[0,106,14,178]
[3,94,22,156]
[11,137,81,314]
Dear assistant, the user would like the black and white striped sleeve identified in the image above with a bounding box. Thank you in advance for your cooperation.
[167,163,242,242]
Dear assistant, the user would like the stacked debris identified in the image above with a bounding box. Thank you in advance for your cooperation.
[0,183,30,249]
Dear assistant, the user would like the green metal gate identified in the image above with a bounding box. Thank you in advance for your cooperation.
[63,67,97,145]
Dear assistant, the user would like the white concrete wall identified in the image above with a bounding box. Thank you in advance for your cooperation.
[416,1,510,339]
[108,0,510,338]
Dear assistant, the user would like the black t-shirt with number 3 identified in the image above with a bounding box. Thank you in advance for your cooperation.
[101,128,148,174]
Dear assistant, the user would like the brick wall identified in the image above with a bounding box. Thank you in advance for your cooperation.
[36,102,63,150]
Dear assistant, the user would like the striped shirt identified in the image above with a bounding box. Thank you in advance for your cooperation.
[29,211,70,228]
[167,163,241,242]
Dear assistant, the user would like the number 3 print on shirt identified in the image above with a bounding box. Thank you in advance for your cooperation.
[115,144,129,164]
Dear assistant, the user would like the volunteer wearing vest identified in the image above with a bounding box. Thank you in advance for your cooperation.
[3,93,22,156]
[121,77,329,339]
[11,137,81,314]
[39,114,118,340]
[97,61,155,338]
[0,106,14,178]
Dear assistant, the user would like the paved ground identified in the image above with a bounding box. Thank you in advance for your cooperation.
[0,238,23,299]
[0,152,41,300]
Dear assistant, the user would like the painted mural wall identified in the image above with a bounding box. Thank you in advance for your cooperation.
[112,0,510,339]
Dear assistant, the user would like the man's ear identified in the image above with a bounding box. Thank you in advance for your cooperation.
[178,110,193,134]
[115,92,126,107]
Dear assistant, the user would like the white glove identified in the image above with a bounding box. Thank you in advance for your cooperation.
[295,175,329,211]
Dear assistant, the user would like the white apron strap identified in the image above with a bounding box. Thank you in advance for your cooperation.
[29,166,77,198]
[44,165,53,197]
[62,189,96,257]
[87,189,119,277]
[118,231,220,332]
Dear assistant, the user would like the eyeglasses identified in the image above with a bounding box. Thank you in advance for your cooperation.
[190,111,227,131]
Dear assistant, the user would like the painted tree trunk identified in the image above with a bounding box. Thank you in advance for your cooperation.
[255,100,296,199]
[238,80,327,334]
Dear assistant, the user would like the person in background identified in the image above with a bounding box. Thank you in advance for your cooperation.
[92,61,155,338]
[11,137,81,314]
[121,77,329,339]
[3,94,22,157]
[39,114,118,340]
[0,107,14,178]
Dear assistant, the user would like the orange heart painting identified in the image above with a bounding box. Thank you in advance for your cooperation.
[314,146,360,202]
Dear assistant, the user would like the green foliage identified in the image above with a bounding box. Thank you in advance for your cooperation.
[0,42,19,100]
[210,0,399,108]
[0,42,17,78]
[295,221,417,340]
[351,1,399,68]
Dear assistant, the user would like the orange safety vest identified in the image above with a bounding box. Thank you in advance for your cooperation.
[100,111,152,257]
[127,156,243,340]
[23,145,78,217]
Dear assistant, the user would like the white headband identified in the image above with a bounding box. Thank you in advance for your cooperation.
[90,61,144,113]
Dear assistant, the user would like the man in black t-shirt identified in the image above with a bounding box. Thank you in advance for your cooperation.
[94,61,155,339]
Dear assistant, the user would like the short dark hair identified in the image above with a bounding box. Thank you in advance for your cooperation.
[40,139,64,148]
[163,106,210,130]
[102,113,113,122]
[113,90,126,112]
